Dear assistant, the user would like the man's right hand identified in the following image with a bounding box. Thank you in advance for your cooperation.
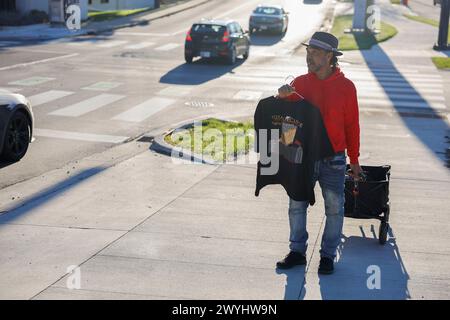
[277,84,295,99]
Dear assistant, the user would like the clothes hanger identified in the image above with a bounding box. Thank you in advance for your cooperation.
[283,75,304,100]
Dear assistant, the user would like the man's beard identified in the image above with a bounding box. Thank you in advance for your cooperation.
[307,59,325,73]
[307,61,320,73]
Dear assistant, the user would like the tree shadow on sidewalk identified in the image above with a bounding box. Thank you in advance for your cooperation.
[0,167,106,225]
[354,32,449,165]
[318,225,410,300]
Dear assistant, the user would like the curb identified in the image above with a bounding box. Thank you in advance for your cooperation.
[149,121,217,166]
[150,133,217,165]
[149,117,250,166]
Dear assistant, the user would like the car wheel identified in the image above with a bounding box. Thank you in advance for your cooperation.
[1,111,30,162]
[243,48,249,60]
[185,54,193,63]
[227,47,236,65]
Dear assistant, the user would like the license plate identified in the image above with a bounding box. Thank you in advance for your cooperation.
[260,25,268,30]
[200,51,211,58]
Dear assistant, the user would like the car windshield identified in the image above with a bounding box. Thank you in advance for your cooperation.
[192,24,226,34]
[253,7,281,15]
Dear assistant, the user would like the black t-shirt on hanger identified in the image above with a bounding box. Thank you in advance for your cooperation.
[254,96,335,205]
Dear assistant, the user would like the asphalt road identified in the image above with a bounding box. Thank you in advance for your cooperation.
[0,0,333,189]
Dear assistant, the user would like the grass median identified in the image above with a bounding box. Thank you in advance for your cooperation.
[88,8,151,22]
[431,57,450,70]
[87,0,196,22]
[331,14,398,51]
[164,118,255,162]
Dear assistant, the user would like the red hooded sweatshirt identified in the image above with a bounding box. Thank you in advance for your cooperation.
[286,67,360,164]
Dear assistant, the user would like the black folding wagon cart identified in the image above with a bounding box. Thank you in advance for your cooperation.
[344,165,391,245]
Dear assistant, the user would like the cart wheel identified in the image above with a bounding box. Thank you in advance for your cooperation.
[379,222,389,245]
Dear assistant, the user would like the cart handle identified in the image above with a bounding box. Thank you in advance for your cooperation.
[346,169,367,182]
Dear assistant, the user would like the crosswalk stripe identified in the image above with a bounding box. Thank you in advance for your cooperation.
[82,82,122,91]
[358,87,443,94]
[233,90,263,101]
[124,42,155,50]
[112,97,175,122]
[223,74,444,90]
[28,90,74,106]
[344,65,438,72]
[115,32,171,37]
[346,70,441,78]
[8,77,55,86]
[97,40,129,48]
[227,72,442,84]
[352,76,442,83]
[358,98,446,110]
[353,81,443,89]
[157,86,193,97]
[0,87,22,93]
[358,91,445,102]
[34,128,128,144]
[49,93,125,117]
[154,43,180,51]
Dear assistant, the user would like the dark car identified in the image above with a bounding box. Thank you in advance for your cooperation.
[249,5,289,35]
[184,19,250,65]
[0,93,34,162]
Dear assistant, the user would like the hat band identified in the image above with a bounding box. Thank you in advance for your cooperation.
[308,38,337,52]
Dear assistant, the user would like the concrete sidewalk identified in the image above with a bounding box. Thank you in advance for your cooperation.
[0,0,211,41]
[0,106,449,299]
[0,0,449,300]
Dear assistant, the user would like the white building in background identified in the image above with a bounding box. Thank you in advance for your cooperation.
[88,0,156,11]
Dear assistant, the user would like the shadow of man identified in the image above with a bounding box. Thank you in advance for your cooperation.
[276,265,307,300]
[318,225,410,299]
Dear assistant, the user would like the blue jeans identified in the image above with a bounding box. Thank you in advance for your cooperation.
[288,153,346,260]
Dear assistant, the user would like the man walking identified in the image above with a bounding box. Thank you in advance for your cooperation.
[276,32,362,274]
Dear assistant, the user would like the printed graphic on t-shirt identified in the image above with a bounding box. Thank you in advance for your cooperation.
[277,116,304,164]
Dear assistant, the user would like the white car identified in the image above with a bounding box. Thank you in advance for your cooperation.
[0,93,34,162]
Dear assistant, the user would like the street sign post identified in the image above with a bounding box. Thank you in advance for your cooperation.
[434,0,449,50]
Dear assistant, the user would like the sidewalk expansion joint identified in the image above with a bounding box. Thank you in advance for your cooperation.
[0,222,128,233]
[129,229,289,244]
[97,253,281,271]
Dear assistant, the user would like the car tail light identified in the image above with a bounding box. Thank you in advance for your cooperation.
[222,30,230,42]
[186,29,192,41]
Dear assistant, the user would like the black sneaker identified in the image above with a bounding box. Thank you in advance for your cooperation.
[276,251,306,269]
[318,257,334,275]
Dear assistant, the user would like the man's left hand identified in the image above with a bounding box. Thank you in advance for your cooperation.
[349,163,363,181]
